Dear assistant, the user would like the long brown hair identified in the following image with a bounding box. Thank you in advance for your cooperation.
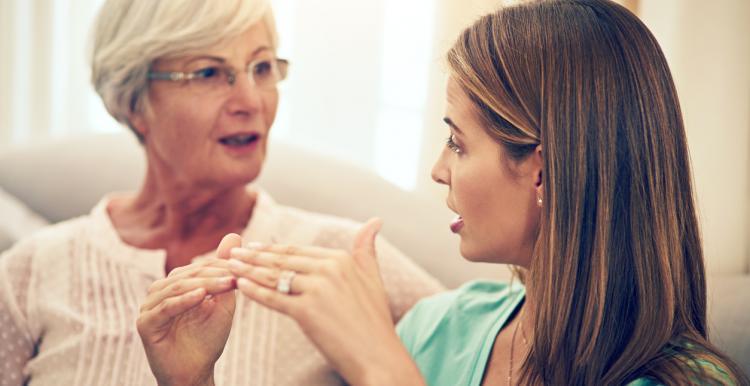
[447,0,748,384]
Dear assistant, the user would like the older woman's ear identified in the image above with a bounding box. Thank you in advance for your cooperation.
[128,114,149,139]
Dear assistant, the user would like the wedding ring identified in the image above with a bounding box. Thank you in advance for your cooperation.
[276,270,296,294]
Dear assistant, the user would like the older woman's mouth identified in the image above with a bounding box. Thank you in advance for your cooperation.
[219,133,261,147]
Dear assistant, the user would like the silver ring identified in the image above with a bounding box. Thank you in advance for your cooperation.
[276,270,296,294]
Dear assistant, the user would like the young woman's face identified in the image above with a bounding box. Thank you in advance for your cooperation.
[432,77,542,267]
[132,22,280,189]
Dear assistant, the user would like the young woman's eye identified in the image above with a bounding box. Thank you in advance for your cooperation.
[446,134,462,154]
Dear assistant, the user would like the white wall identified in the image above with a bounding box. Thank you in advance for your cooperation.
[640,0,750,274]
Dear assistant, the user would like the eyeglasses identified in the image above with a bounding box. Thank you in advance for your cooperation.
[147,57,289,94]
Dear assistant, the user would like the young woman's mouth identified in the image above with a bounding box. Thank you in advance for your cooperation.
[450,215,464,233]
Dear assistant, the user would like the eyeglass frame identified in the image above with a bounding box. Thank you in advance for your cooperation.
[147,57,289,90]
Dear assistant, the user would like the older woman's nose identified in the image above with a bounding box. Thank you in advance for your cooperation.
[226,75,263,114]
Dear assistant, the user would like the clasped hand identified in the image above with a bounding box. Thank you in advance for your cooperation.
[137,219,422,386]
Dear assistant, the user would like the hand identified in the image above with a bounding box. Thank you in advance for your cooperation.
[228,219,425,386]
[136,234,241,386]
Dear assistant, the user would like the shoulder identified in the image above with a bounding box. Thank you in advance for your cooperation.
[0,214,104,278]
[2,216,94,258]
[396,280,522,349]
[258,191,414,256]
[630,340,741,386]
[255,191,361,247]
[399,280,520,324]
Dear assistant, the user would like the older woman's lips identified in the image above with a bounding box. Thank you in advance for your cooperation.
[450,216,464,233]
[219,133,260,155]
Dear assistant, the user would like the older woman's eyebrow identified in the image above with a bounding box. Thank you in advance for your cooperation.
[443,117,464,134]
[251,46,273,56]
[184,55,226,65]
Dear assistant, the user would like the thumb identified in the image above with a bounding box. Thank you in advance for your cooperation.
[217,233,243,260]
[352,218,382,264]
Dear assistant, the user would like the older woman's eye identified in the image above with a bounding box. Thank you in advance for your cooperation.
[446,135,462,154]
[193,66,221,79]
[253,60,273,77]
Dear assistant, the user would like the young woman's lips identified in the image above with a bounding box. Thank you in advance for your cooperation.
[450,216,464,233]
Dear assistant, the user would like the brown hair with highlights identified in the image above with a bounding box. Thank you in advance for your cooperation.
[447,0,749,384]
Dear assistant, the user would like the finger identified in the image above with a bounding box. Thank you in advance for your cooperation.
[217,233,243,260]
[165,257,232,277]
[228,260,310,294]
[352,217,382,266]
[137,287,206,337]
[141,276,234,312]
[149,261,233,293]
[245,243,349,260]
[236,277,296,314]
[229,249,319,274]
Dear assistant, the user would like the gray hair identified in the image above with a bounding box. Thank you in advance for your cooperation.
[90,0,278,142]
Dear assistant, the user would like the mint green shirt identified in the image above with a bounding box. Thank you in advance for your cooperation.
[396,280,661,386]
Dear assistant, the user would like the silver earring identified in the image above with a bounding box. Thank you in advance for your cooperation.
[537,196,543,207]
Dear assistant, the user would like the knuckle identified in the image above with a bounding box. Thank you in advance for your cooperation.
[156,301,169,315]
[169,282,183,294]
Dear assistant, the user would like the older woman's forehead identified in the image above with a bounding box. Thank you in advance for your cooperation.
[197,24,274,59]
[155,27,275,68]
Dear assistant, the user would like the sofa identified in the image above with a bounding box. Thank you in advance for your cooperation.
[0,132,747,375]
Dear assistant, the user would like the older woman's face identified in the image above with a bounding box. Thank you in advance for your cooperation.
[133,23,279,189]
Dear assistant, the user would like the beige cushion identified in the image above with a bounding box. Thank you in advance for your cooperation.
[0,187,49,251]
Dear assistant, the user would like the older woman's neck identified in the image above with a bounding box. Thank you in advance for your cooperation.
[135,181,251,233]
[110,172,255,270]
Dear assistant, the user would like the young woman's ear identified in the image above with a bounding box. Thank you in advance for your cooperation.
[534,145,543,205]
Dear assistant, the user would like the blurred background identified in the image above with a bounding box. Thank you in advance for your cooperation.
[0,0,748,275]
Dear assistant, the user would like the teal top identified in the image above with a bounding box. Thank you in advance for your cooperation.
[396,280,662,386]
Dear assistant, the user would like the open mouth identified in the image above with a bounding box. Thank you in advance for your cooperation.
[450,215,464,233]
[219,133,260,147]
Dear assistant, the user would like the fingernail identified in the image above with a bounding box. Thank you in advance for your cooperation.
[218,276,233,285]
[230,247,252,259]
[245,241,266,250]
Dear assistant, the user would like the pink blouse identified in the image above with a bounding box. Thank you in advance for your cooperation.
[0,190,444,386]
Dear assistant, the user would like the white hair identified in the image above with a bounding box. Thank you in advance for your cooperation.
[90,0,278,141]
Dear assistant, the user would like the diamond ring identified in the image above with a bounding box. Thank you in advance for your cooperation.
[276,270,296,294]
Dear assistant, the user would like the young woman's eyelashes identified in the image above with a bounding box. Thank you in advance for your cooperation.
[446,134,462,154]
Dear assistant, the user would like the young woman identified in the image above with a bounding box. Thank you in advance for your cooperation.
[138,0,749,385]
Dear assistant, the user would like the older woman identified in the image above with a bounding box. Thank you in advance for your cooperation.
[0,0,442,385]
[140,0,749,385]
